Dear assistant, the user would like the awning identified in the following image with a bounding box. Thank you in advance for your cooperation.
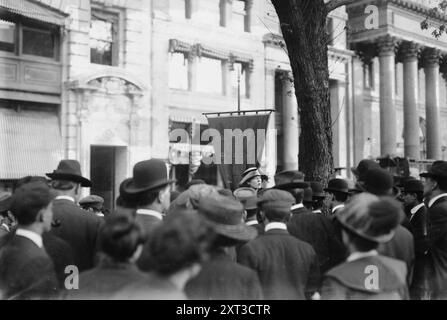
[0,0,67,26]
[0,108,64,179]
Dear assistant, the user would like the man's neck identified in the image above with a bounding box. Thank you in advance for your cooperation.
[138,204,162,213]
[55,191,77,202]
[17,224,42,235]
[428,189,444,201]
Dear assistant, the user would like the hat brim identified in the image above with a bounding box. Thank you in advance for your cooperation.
[324,188,349,195]
[121,178,176,194]
[337,217,395,243]
[46,173,92,187]
[272,182,309,190]
[212,222,258,242]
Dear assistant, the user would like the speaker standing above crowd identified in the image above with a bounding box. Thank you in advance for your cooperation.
[1,157,447,300]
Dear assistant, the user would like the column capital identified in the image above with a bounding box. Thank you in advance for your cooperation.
[377,35,399,57]
[400,41,420,62]
[245,0,253,9]
[351,42,376,64]
[422,47,441,67]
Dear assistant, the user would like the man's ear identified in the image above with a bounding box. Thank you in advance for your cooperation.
[36,209,45,223]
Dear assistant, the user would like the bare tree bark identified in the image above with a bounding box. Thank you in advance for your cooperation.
[271,0,334,184]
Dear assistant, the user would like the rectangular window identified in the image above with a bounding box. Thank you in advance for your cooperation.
[197,57,223,94]
[22,27,56,58]
[169,52,189,90]
[232,0,246,31]
[0,20,16,53]
[90,10,119,66]
[231,62,247,98]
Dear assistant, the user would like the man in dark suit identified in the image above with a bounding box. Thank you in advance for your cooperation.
[0,182,58,300]
[185,192,262,300]
[273,171,345,273]
[324,178,349,217]
[419,162,447,299]
[238,190,320,300]
[119,159,176,271]
[46,160,103,272]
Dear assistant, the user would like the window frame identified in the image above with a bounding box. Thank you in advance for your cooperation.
[89,8,121,67]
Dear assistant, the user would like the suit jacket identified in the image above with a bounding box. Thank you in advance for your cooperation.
[185,248,263,300]
[49,199,103,272]
[238,228,320,300]
[0,235,58,300]
[287,207,346,273]
[321,255,408,300]
[415,196,447,299]
[64,257,151,300]
[135,213,163,272]
[378,225,415,285]
[42,233,75,288]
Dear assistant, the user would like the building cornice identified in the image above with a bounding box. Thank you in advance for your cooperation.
[390,0,447,23]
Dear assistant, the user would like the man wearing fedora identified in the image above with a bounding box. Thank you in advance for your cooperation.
[320,193,409,300]
[47,160,103,272]
[324,178,349,217]
[274,171,345,274]
[308,181,326,214]
[0,182,59,300]
[185,192,263,300]
[363,169,415,284]
[238,189,320,300]
[119,159,175,271]
[419,161,447,299]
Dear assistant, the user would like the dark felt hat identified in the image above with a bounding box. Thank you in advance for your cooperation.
[303,187,313,204]
[364,168,394,196]
[403,179,424,194]
[46,160,91,187]
[309,181,326,198]
[121,159,176,194]
[324,178,350,195]
[273,170,309,190]
[196,193,257,241]
[420,161,447,181]
[351,159,380,182]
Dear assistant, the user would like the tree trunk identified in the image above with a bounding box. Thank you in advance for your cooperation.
[271,0,333,185]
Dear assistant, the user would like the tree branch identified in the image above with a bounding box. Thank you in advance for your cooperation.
[325,0,357,12]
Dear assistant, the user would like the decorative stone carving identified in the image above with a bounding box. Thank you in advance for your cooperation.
[377,35,399,56]
[422,48,441,68]
[400,41,420,62]
[87,77,140,95]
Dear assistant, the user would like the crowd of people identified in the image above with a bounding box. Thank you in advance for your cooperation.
[1,157,447,300]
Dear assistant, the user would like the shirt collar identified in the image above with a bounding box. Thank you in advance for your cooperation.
[332,204,345,213]
[410,203,425,217]
[265,222,287,232]
[291,203,304,211]
[246,220,258,226]
[428,193,447,208]
[347,250,378,262]
[15,228,43,249]
[313,210,322,214]
[55,195,75,203]
[136,209,163,221]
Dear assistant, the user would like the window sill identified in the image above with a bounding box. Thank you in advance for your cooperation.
[0,52,61,65]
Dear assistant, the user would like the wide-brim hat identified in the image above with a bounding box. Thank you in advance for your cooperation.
[197,193,257,242]
[420,161,447,181]
[46,160,91,187]
[121,159,176,194]
[273,170,309,190]
[0,192,12,212]
[239,168,262,187]
[324,178,350,195]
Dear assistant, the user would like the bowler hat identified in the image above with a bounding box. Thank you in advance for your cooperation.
[234,187,258,210]
[364,168,393,196]
[324,178,349,195]
[46,160,91,187]
[351,159,380,182]
[403,179,424,194]
[121,159,176,194]
[336,193,403,243]
[273,170,309,190]
[196,193,257,241]
[309,181,326,198]
[0,192,12,213]
[420,161,447,181]
[239,168,262,187]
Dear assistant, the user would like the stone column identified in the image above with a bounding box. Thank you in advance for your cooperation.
[281,72,299,171]
[244,0,253,32]
[423,48,441,160]
[378,35,398,156]
[219,0,232,27]
[188,45,198,92]
[402,41,420,160]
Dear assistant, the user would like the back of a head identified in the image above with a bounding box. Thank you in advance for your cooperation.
[148,212,214,276]
[10,181,55,226]
[99,214,146,262]
[14,176,48,192]
[259,189,295,222]
[364,168,394,196]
